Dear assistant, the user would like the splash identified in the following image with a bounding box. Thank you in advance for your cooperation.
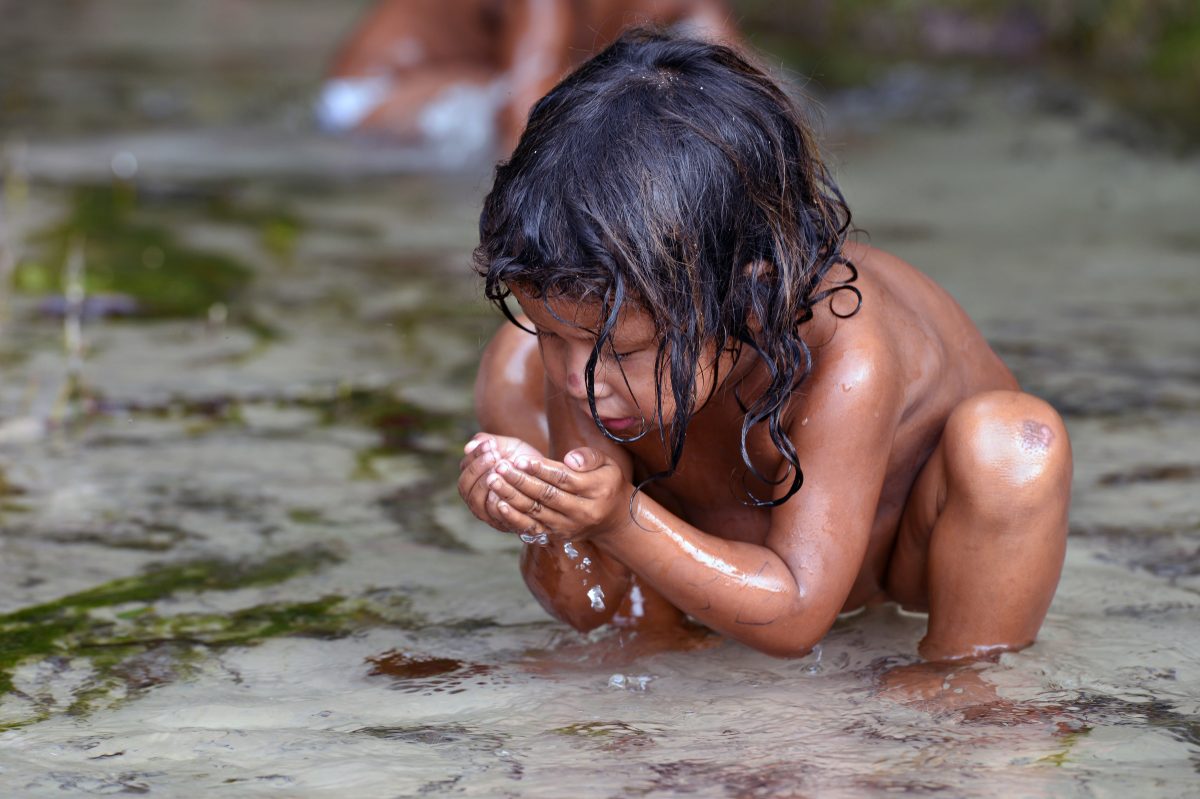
[608,673,653,691]
[587,585,606,612]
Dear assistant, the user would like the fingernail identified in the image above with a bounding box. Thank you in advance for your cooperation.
[482,452,495,465]
[499,501,510,512]
[488,490,498,503]
[567,453,583,468]
[464,439,481,453]
[496,460,510,474]
[487,473,501,488]
[515,457,528,470]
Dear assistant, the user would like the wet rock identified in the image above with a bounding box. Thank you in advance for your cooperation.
[1097,463,1200,486]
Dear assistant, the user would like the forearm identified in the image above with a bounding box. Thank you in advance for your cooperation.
[520,539,631,632]
[594,496,829,657]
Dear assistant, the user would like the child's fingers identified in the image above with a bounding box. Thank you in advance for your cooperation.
[457,448,498,508]
[463,433,490,455]
[495,459,577,510]
[492,495,556,542]
[458,435,493,472]
[516,456,580,495]
[564,447,604,472]
[486,471,572,530]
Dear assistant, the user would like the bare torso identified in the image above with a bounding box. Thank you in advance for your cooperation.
[607,243,1017,609]
[467,241,1069,660]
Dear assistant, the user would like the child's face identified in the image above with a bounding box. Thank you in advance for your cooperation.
[513,287,727,436]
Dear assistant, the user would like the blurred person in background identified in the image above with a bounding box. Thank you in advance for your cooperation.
[315,0,738,156]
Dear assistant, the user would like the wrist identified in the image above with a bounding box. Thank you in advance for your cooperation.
[590,483,638,547]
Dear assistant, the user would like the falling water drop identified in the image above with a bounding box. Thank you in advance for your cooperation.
[587,585,606,612]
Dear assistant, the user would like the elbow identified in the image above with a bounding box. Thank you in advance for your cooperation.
[734,608,831,659]
[753,638,820,660]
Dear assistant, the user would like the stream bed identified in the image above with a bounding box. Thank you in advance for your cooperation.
[1,2,1198,796]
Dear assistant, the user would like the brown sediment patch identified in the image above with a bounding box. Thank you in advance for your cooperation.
[364,649,494,695]
[1097,463,1200,486]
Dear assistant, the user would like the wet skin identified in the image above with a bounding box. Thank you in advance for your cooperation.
[458,243,1072,661]
[327,0,738,150]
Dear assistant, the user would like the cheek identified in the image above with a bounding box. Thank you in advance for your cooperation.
[614,364,673,412]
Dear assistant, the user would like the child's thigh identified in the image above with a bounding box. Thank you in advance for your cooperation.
[474,319,548,449]
[885,390,1072,617]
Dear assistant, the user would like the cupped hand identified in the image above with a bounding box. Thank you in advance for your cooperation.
[458,433,545,532]
[482,446,631,543]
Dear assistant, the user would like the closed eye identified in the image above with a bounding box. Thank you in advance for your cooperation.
[608,342,639,362]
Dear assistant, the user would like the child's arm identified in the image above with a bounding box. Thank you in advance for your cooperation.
[487,349,903,657]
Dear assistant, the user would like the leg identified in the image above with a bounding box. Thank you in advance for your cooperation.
[886,390,1072,661]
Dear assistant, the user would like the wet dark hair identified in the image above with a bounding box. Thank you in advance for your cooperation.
[474,28,859,506]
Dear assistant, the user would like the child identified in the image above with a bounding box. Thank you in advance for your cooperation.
[458,29,1072,662]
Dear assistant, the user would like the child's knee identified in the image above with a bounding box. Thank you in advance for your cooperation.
[942,390,1072,519]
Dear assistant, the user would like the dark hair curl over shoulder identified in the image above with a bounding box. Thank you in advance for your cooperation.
[474,28,860,507]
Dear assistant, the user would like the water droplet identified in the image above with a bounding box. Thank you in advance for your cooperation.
[608,673,653,691]
[562,541,579,560]
[587,585,605,612]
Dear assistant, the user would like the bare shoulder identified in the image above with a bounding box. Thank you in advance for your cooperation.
[842,241,945,302]
[831,241,1018,408]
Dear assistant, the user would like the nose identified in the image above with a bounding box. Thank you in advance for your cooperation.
[562,346,609,401]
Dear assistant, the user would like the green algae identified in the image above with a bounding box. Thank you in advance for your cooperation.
[52,595,399,722]
[200,193,304,267]
[287,507,327,526]
[312,386,456,443]
[552,721,648,739]
[0,547,341,696]
[13,184,253,318]
[1036,729,1090,767]
[0,548,426,727]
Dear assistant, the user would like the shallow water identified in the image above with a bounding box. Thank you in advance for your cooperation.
[1,3,1199,797]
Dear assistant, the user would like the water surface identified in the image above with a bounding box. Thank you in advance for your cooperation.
[1,3,1198,796]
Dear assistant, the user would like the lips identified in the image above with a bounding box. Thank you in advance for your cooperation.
[598,416,641,432]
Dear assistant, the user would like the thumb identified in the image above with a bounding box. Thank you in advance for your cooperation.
[564,447,604,472]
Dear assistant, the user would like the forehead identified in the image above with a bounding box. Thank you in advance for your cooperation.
[511,286,656,340]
